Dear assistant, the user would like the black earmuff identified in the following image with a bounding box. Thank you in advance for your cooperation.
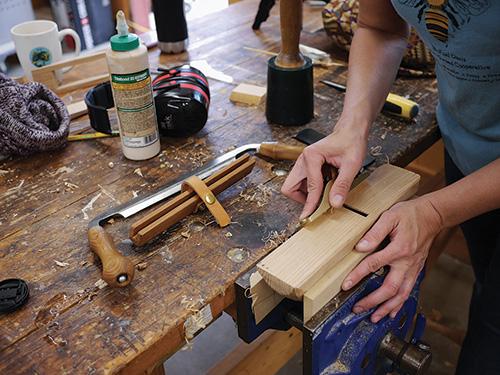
[152,65,210,138]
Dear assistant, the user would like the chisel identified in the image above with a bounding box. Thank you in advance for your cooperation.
[320,80,419,120]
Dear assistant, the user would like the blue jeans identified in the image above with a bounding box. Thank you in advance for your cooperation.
[444,151,500,375]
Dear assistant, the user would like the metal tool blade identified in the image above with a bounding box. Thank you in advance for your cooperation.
[89,143,261,228]
[297,170,370,229]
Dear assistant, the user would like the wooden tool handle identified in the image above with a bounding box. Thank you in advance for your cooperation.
[88,226,135,287]
[276,0,305,68]
[259,142,305,160]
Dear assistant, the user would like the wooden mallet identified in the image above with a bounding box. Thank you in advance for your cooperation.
[266,0,314,126]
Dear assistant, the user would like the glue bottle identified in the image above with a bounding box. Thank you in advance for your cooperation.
[106,11,160,160]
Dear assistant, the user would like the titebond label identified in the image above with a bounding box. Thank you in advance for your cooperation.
[111,69,158,147]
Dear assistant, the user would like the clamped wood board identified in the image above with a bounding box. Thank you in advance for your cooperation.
[252,164,420,322]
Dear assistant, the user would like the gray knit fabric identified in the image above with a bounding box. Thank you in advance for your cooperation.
[0,73,70,155]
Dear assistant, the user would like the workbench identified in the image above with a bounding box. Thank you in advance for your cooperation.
[0,1,440,374]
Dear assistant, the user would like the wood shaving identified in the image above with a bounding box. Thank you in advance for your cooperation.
[370,146,389,163]
[0,170,9,176]
[181,337,194,351]
[181,231,190,238]
[381,130,387,140]
[8,179,24,191]
[262,229,288,249]
[82,193,102,220]
[134,168,144,177]
[180,295,200,313]
[108,162,114,169]
[64,182,79,191]
[225,232,233,238]
[94,279,107,289]
[55,260,70,267]
[238,183,275,207]
[136,262,147,270]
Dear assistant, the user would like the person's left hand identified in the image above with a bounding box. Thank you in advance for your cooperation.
[342,195,444,323]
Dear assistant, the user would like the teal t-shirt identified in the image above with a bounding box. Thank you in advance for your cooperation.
[391,0,500,175]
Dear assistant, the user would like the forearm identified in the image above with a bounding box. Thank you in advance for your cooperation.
[425,158,500,228]
[337,1,410,136]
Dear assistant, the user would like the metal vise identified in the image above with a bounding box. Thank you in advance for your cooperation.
[235,267,432,375]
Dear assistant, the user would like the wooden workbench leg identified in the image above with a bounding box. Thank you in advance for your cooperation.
[148,363,166,375]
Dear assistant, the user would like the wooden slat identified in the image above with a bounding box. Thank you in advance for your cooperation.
[303,250,368,322]
[206,327,302,375]
[257,164,420,301]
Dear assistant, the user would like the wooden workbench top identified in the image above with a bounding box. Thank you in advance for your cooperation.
[0,1,439,374]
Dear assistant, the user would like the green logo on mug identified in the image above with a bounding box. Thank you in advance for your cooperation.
[29,47,52,67]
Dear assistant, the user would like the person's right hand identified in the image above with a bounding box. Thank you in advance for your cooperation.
[281,126,368,220]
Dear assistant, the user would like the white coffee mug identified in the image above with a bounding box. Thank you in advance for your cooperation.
[10,20,81,83]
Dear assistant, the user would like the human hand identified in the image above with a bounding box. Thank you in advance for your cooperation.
[281,127,367,220]
[342,196,444,323]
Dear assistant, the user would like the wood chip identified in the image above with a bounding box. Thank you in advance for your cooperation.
[64,182,79,191]
[134,168,144,177]
[55,260,70,267]
[137,262,147,270]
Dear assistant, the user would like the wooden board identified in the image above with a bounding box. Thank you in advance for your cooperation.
[250,271,284,324]
[256,164,420,301]
[303,250,368,322]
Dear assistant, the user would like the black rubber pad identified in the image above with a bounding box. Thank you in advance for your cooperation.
[0,279,29,314]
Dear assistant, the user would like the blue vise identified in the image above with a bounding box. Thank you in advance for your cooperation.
[235,267,432,375]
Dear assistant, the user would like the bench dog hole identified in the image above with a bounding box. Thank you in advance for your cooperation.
[226,247,250,263]
[271,164,290,177]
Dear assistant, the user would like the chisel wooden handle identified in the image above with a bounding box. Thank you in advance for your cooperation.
[259,141,305,160]
[88,226,135,287]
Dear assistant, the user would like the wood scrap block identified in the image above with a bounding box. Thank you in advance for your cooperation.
[250,271,284,324]
[256,164,420,302]
[230,83,266,105]
[67,100,88,120]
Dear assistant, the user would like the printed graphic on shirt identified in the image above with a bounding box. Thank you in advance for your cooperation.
[398,0,490,42]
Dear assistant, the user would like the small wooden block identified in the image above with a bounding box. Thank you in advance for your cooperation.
[67,100,88,120]
[230,83,266,105]
[250,271,284,324]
